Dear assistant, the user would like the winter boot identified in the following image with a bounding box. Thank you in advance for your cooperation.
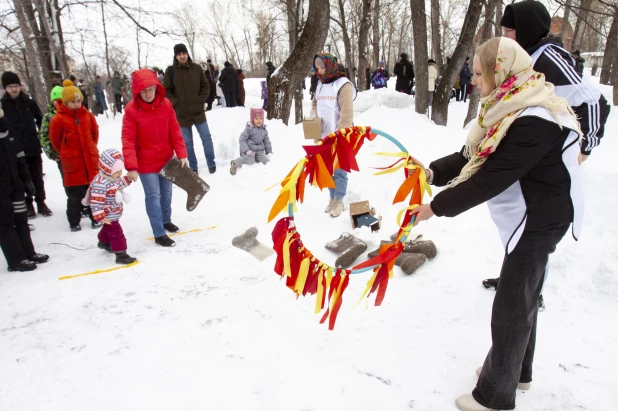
[455,394,490,411]
[230,160,238,175]
[155,235,176,247]
[324,198,336,213]
[28,224,35,231]
[163,222,179,233]
[98,242,112,252]
[232,227,259,252]
[209,166,217,174]
[28,253,49,264]
[81,207,90,218]
[91,221,102,229]
[476,367,530,390]
[7,260,37,272]
[330,199,345,218]
[483,278,498,290]
[400,253,427,274]
[36,201,53,217]
[115,251,137,265]
[325,233,358,254]
[160,156,210,211]
[26,202,36,219]
[70,224,82,232]
[404,240,437,259]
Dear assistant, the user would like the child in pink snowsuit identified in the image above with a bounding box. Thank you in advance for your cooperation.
[84,148,136,265]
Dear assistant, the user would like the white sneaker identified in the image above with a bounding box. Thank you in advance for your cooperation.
[455,394,490,411]
[330,199,345,218]
[476,367,531,390]
[324,198,336,213]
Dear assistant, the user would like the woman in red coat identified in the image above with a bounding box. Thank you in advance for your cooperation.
[49,80,101,231]
[122,69,188,247]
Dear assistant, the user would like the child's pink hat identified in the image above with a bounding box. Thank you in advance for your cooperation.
[112,158,124,174]
[250,108,264,126]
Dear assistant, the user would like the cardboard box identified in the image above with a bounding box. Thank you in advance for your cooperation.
[302,117,322,140]
[350,200,381,232]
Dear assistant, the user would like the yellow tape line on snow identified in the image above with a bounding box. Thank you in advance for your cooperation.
[145,226,217,241]
[58,261,140,281]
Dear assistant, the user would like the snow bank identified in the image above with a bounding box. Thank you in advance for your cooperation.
[354,87,415,112]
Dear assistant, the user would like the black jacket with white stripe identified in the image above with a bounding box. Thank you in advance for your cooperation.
[528,37,610,155]
[428,108,583,253]
[0,116,31,199]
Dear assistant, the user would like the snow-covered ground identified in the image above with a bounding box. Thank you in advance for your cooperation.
[1,78,616,411]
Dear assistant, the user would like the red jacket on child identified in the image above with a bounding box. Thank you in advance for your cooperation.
[49,103,99,187]
[122,69,187,174]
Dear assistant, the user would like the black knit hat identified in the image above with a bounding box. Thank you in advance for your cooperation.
[500,1,551,50]
[173,43,189,56]
[500,5,516,29]
[2,71,21,89]
[400,52,408,60]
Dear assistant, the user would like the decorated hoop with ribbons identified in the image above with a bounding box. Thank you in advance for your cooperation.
[268,126,431,329]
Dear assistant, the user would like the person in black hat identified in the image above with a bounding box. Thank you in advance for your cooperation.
[499,0,609,161]
[459,57,472,102]
[1,71,52,219]
[163,43,216,174]
[218,61,238,108]
[393,52,414,94]
[571,50,585,76]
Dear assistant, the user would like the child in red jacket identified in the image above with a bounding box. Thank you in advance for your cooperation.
[49,80,101,232]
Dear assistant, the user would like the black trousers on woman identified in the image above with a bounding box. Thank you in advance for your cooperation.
[473,224,569,410]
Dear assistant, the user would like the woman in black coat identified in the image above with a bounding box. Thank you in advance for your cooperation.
[218,61,238,108]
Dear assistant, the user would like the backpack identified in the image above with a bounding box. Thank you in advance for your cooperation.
[372,70,386,88]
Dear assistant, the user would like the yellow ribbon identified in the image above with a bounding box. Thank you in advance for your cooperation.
[295,257,311,295]
[282,232,295,278]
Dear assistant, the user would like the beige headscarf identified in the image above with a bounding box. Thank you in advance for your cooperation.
[448,37,580,188]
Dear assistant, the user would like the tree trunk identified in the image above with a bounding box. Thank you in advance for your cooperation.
[411,0,429,115]
[267,0,329,124]
[337,0,356,87]
[294,87,303,124]
[495,0,503,36]
[13,0,50,108]
[431,0,483,126]
[572,0,592,51]
[464,0,497,126]
[613,60,618,105]
[372,0,380,68]
[561,0,572,37]
[36,0,67,78]
[430,0,443,68]
[357,0,372,92]
[600,8,617,85]
[100,0,113,114]
[286,0,298,52]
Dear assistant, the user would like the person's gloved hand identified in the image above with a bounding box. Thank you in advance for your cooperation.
[25,181,36,197]
[246,150,255,157]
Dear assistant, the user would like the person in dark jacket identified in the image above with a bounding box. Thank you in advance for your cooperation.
[108,71,125,113]
[236,69,246,107]
[265,61,276,86]
[393,52,414,94]
[0,112,49,272]
[459,57,472,102]
[412,37,584,411]
[571,50,585,76]
[365,63,371,90]
[164,43,216,174]
[500,1,610,160]
[92,75,108,116]
[205,68,216,111]
[0,72,52,218]
[371,61,391,89]
[218,61,238,108]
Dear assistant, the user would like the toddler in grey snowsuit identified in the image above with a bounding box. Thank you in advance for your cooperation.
[230,108,272,175]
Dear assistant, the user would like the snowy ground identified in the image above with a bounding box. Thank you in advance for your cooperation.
[1,78,617,411]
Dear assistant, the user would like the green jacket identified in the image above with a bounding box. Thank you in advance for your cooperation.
[110,76,125,94]
[164,57,209,127]
[39,102,59,161]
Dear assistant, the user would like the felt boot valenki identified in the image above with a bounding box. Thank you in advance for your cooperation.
[232,227,274,261]
[160,157,210,211]
[325,233,368,269]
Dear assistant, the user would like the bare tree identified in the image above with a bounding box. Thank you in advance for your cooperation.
[331,0,356,86]
[357,0,372,91]
[267,0,329,124]
[410,0,429,114]
[372,0,380,67]
[600,5,617,85]
[430,0,443,67]
[174,4,200,60]
[464,0,498,126]
[431,0,484,125]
